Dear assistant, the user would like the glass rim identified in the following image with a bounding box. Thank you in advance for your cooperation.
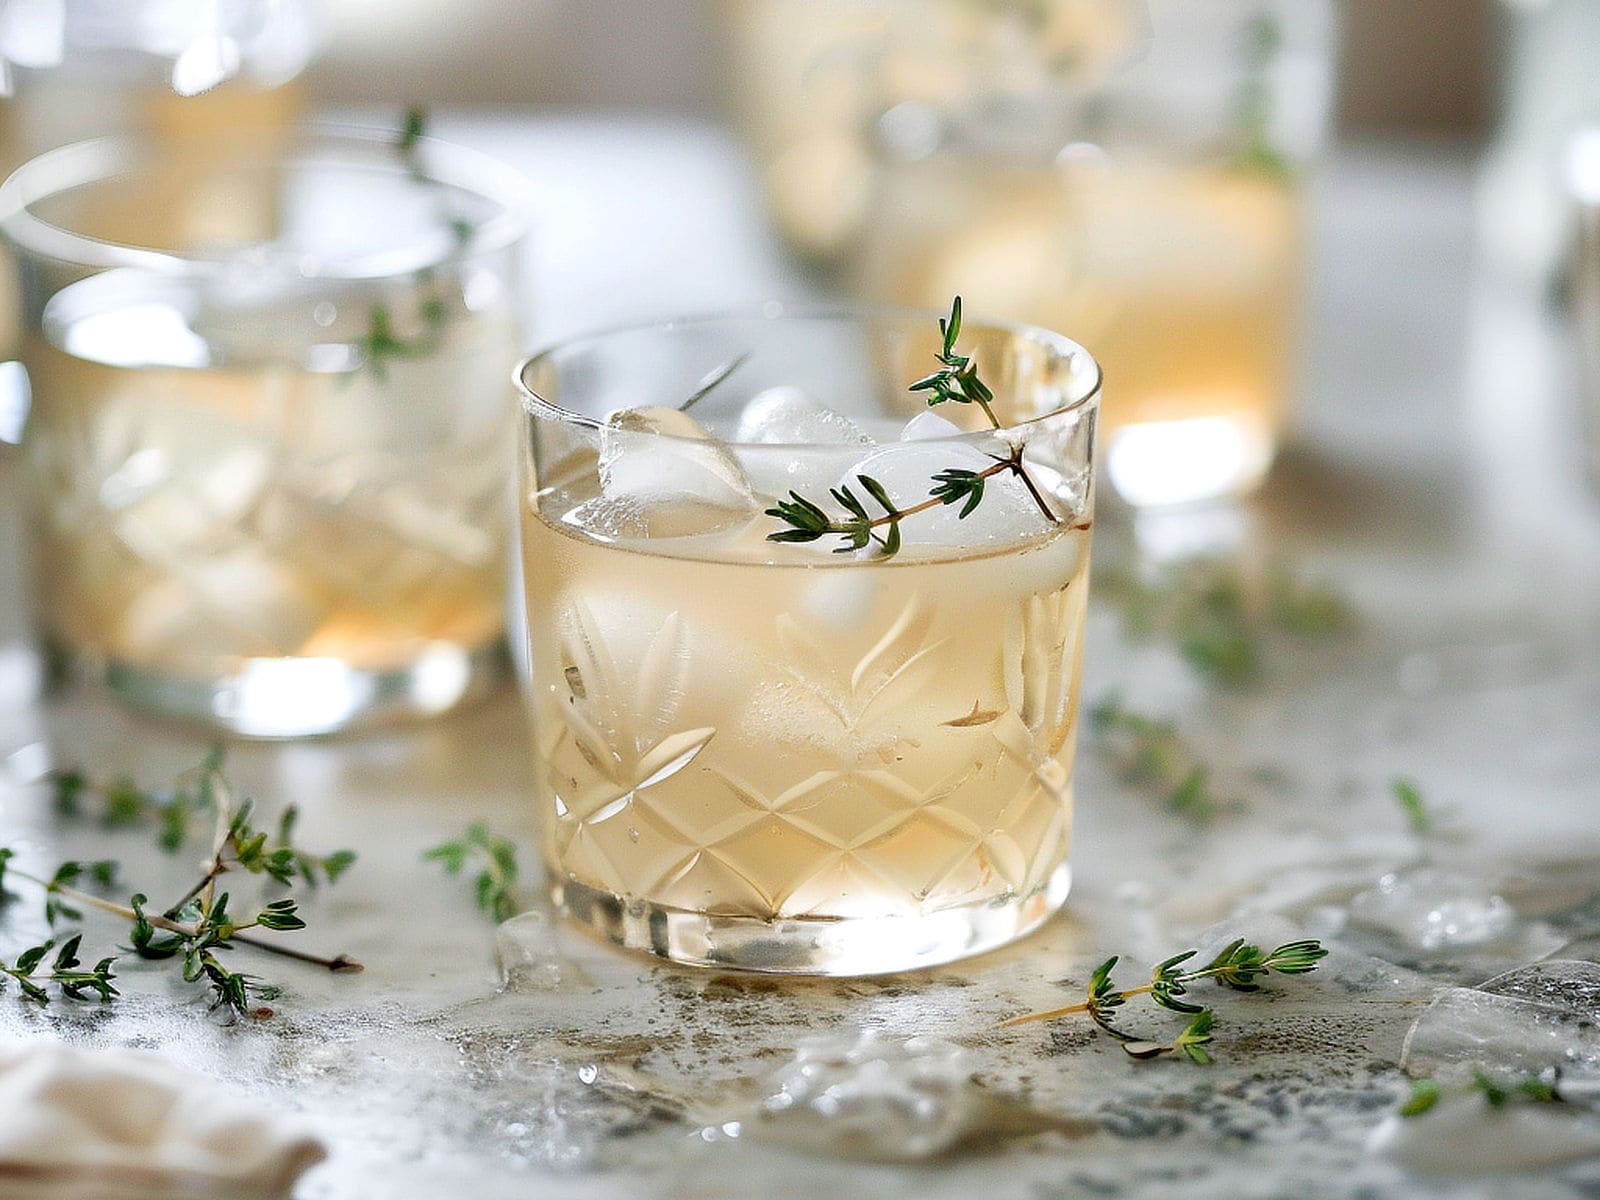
[0,123,530,280]
[514,302,1102,449]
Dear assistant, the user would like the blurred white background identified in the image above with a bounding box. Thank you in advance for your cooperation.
[311,0,1495,135]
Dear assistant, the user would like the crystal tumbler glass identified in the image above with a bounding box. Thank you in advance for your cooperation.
[0,128,527,736]
[516,305,1099,973]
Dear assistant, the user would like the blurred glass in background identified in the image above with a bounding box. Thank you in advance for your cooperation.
[0,130,527,735]
[1481,0,1600,490]
[716,0,1337,508]
[0,1,318,160]
[0,0,321,359]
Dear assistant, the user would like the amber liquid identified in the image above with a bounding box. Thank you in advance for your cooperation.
[25,275,518,678]
[522,488,1090,924]
[859,158,1303,500]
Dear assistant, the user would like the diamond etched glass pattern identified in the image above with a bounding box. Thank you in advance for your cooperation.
[540,577,1084,923]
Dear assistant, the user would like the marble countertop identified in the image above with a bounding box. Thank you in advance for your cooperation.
[1,114,1599,1199]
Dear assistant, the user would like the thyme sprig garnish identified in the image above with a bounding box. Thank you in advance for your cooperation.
[4,752,360,1017]
[355,107,473,382]
[1400,1070,1564,1117]
[908,295,1000,425]
[424,823,521,922]
[765,297,1062,558]
[357,296,450,383]
[399,105,429,179]
[1001,937,1328,1063]
[1089,696,1229,821]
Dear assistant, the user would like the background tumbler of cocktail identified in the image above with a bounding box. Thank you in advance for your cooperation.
[717,0,1337,507]
[516,306,1099,974]
[0,128,528,736]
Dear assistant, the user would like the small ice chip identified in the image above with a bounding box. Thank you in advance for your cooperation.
[747,1032,977,1160]
[1346,868,1523,953]
[1401,961,1600,1081]
[735,386,873,446]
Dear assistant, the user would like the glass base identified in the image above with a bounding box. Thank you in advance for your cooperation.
[65,640,508,738]
[553,864,1072,976]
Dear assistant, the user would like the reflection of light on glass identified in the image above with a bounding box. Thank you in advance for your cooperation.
[1567,129,1600,206]
[3,737,51,782]
[407,643,472,713]
[0,648,44,713]
[462,268,502,312]
[1106,413,1272,507]
[0,0,66,72]
[1133,504,1248,563]
[60,304,209,369]
[219,658,371,737]
[171,34,241,96]
[0,362,31,444]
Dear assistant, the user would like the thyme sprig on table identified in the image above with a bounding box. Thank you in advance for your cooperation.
[1392,778,1438,837]
[765,297,1063,558]
[1098,557,1352,685]
[424,823,521,923]
[1001,937,1328,1063]
[48,749,355,892]
[0,934,117,1005]
[1089,696,1230,821]
[2,752,360,1017]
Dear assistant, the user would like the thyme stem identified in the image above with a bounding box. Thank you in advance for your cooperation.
[10,871,364,974]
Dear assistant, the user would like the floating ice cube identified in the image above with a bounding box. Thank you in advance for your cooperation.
[560,495,649,542]
[112,443,273,559]
[1401,961,1600,1082]
[734,443,868,507]
[117,551,324,662]
[840,439,1053,548]
[597,406,757,538]
[899,411,965,441]
[734,386,873,446]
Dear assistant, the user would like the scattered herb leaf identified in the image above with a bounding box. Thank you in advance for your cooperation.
[1000,936,1328,1063]
[1090,696,1229,821]
[425,823,520,923]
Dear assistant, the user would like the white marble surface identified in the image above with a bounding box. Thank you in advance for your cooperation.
[2,115,1600,1199]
